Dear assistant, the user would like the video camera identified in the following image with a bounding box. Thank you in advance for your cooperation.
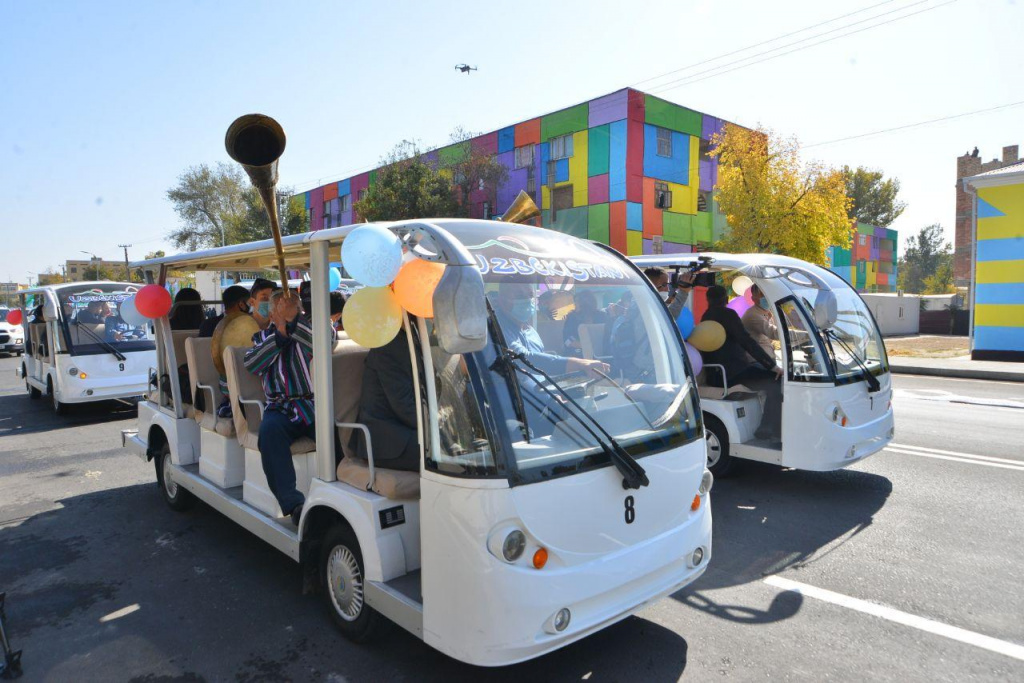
[671,256,716,289]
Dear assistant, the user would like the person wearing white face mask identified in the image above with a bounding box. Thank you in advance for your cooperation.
[642,266,694,319]
[741,283,778,361]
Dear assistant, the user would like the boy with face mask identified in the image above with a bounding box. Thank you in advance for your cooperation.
[249,278,278,330]
[741,283,777,360]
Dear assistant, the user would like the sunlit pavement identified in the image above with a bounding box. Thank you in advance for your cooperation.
[1,355,1022,681]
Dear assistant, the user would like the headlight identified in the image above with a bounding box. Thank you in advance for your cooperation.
[553,608,571,632]
[699,469,713,496]
[68,367,79,376]
[502,530,526,562]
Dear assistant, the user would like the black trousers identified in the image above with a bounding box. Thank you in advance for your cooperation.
[732,366,782,438]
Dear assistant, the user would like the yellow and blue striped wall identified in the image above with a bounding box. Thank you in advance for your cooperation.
[973,181,1024,359]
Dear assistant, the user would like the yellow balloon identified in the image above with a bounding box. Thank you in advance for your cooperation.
[394,259,445,318]
[342,287,403,348]
[688,320,726,352]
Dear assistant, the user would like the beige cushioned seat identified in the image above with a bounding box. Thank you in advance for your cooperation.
[223,345,315,454]
[185,337,235,436]
[332,340,420,500]
[695,367,755,400]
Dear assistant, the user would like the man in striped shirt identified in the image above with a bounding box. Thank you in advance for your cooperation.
[244,291,314,523]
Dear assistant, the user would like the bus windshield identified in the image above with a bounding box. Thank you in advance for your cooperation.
[448,226,701,484]
[775,268,888,382]
[58,284,155,355]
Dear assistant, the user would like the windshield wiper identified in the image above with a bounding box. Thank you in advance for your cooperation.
[73,320,127,361]
[506,350,649,490]
[484,305,531,443]
[824,329,880,392]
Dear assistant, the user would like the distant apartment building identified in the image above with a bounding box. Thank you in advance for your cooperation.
[827,222,898,293]
[294,88,734,256]
[65,259,126,282]
[1,282,27,307]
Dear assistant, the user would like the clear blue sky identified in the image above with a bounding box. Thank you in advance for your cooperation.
[2,0,1021,282]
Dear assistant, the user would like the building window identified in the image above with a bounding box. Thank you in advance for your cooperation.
[70,267,77,273]
[699,138,712,161]
[358,189,367,201]
[323,202,332,229]
[340,194,351,213]
[859,235,867,246]
[478,178,485,192]
[656,127,672,157]
[655,181,672,209]
[526,166,536,194]
[552,185,573,211]
[515,144,535,169]
[697,190,710,213]
[550,134,573,161]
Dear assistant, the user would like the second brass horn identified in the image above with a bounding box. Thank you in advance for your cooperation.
[500,190,541,225]
[225,114,290,295]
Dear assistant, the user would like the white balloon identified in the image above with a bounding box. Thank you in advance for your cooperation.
[732,275,753,296]
[119,296,148,327]
[341,225,403,287]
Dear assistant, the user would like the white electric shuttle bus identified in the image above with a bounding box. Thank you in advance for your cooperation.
[122,219,713,666]
[632,253,894,476]
[14,282,156,413]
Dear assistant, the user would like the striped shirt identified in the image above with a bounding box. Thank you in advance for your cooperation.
[243,320,315,425]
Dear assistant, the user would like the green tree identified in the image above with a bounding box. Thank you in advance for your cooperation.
[167,163,307,250]
[922,254,956,294]
[897,224,951,293]
[842,166,906,228]
[443,127,509,217]
[710,125,852,265]
[354,141,461,221]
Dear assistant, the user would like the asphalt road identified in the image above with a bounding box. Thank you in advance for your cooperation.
[1,354,1022,682]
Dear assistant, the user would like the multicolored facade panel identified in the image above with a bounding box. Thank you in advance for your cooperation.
[966,166,1024,360]
[827,222,898,293]
[295,88,729,256]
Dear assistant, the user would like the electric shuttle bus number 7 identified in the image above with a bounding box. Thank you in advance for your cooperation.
[123,219,713,667]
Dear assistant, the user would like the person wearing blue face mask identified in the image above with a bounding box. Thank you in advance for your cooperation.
[249,278,278,331]
[741,284,778,362]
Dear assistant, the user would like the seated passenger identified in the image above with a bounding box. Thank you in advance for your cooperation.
[741,284,777,362]
[104,302,133,342]
[199,285,249,338]
[562,290,607,356]
[249,277,278,331]
[352,327,419,472]
[209,285,258,417]
[243,291,314,523]
[701,285,783,442]
[643,266,692,319]
[329,291,345,337]
[170,288,204,330]
[77,301,106,324]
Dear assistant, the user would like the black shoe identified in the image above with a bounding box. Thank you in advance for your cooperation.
[290,503,304,527]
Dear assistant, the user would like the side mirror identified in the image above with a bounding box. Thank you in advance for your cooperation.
[813,290,838,329]
[42,298,59,322]
[432,264,487,354]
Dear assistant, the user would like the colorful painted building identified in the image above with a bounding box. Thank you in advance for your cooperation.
[964,160,1024,361]
[826,222,898,293]
[294,88,732,256]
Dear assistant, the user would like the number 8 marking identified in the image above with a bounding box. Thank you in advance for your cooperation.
[624,495,635,524]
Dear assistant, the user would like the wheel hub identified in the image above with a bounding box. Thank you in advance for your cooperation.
[327,546,364,622]
[162,456,178,498]
[706,430,722,467]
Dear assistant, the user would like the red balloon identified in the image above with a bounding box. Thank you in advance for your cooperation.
[135,285,172,319]
[6,309,23,326]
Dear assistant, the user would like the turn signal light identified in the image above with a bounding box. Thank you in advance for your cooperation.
[79,372,88,380]
[841,416,848,427]
[533,548,548,569]
[691,495,701,511]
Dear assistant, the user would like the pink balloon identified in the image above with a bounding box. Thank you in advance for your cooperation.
[727,296,753,317]
[685,341,703,376]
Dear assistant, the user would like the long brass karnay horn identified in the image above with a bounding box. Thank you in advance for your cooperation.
[501,190,542,225]
[225,114,290,295]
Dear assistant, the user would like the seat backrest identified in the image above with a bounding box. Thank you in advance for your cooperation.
[578,323,606,359]
[171,329,198,370]
[185,336,224,414]
[535,318,564,352]
[332,341,370,459]
[224,345,265,447]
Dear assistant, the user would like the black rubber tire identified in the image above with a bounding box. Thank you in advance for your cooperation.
[25,366,40,399]
[155,442,195,512]
[320,522,380,643]
[48,377,68,415]
[704,413,739,478]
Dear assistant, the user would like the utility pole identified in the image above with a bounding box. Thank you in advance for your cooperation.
[119,244,132,281]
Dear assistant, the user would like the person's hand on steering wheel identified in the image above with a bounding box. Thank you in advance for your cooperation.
[567,357,610,377]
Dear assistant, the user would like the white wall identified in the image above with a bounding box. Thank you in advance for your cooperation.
[194,271,221,303]
[862,293,920,336]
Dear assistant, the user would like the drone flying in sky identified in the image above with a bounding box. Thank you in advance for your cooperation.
[455,64,478,74]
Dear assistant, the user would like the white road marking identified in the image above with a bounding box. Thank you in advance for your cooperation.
[893,388,1024,410]
[885,444,1024,472]
[99,603,140,623]
[764,576,1024,662]
[889,443,1023,466]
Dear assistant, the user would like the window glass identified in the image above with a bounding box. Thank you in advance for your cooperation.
[777,299,829,381]
[515,144,535,169]
[550,134,573,160]
[58,283,155,355]
[656,127,672,157]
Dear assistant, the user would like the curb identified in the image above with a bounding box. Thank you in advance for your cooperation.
[890,364,1024,383]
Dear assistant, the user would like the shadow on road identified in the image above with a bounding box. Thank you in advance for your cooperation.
[1,482,690,681]
[673,461,892,624]
[0,391,136,437]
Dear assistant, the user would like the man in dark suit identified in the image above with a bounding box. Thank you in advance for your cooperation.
[701,285,783,441]
[352,328,419,472]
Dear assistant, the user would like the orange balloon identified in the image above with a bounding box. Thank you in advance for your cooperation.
[393,259,446,318]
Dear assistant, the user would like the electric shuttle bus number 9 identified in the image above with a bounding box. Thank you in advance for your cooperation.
[624,496,635,524]
[119,362,125,372]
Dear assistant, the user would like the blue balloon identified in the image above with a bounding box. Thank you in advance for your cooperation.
[328,267,342,291]
[341,225,403,287]
[676,307,695,339]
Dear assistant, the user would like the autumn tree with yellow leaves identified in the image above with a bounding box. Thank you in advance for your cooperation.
[710,125,852,265]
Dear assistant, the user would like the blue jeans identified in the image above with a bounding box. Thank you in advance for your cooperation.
[257,409,315,514]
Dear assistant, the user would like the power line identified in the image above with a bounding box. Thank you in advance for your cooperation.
[804,100,1024,149]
